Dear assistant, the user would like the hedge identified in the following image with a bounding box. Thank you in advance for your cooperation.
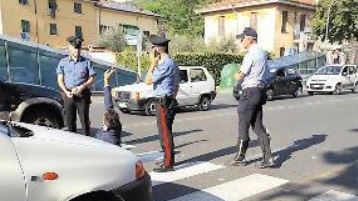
[117,51,243,85]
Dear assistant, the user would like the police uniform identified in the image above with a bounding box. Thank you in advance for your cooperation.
[149,34,180,172]
[56,36,96,136]
[233,27,275,168]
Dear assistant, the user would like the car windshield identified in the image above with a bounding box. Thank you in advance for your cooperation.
[0,123,9,136]
[315,66,342,75]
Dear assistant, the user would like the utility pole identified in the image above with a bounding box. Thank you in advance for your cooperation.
[136,30,143,80]
[325,0,335,42]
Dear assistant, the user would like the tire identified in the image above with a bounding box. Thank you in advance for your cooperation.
[198,95,211,111]
[144,99,157,116]
[352,82,358,93]
[22,109,62,128]
[334,84,342,95]
[308,91,314,96]
[293,87,302,98]
[119,108,130,114]
[266,89,274,101]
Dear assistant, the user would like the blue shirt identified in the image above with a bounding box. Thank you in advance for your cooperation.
[240,44,269,89]
[152,55,180,97]
[56,56,96,89]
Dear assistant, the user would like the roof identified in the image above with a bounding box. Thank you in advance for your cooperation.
[95,1,161,17]
[197,0,316,14]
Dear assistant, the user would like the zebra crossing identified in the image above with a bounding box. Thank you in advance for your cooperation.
[132,149,358,201]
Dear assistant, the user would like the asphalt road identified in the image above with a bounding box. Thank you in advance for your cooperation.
[89,91,358,201]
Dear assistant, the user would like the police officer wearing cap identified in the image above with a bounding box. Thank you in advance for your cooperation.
[57,36,96,136]
[233,27,275,169]
[145,34,180,172]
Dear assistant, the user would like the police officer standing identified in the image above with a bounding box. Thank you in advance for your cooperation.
[145,34,180,172]
[57,36,96,136]
[233,27,275,169]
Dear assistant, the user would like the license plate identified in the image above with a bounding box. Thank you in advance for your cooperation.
[118,102,128,108]
[312,85,321,88]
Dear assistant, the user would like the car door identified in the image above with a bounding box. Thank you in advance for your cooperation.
[0,127,27,201]
[189,68,208,104]
[285,66,300,94]
[347,65,357,88]
[271,68,287,95]
[176,69,192,106]
[340,66,353,88]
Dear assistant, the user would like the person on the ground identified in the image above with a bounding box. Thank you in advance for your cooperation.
[95,69,122,146]
[145,34,180,172]
[233,27,276,169]
[57,36,96,136]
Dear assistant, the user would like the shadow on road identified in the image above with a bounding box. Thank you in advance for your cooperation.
[124,129,203,145]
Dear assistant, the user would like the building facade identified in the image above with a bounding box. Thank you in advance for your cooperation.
[0,0,159,48]
[197,0,317,57]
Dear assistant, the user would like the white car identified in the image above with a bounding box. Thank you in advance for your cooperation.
[113,66,217,115]
[306,64,358,95]
[0,121,152,201]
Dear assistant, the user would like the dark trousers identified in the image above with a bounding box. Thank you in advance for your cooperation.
[237,87,269,141]
[63,93,91,136]
[155,96,177,168]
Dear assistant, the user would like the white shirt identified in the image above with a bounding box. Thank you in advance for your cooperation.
[240,44,268,89]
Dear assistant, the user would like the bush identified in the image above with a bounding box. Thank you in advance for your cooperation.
[98,26,127,52]
[117,51,243,85]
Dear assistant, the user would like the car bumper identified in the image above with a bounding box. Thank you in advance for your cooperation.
[115,99,147,111]
[112,172,153,201]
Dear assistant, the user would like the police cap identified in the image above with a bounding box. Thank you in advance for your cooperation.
[66,35,84,49]
[149,34,170,47]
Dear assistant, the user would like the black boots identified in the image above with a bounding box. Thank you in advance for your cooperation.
[257,136,276,169]
[232,140,249,166]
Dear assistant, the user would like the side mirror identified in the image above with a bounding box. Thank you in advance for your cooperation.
[342,72,348,76]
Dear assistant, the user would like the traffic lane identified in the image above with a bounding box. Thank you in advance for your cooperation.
[123,93,358,182]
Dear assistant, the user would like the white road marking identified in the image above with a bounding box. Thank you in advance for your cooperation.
[309,190,358,201]
[137,151,163,163]
[169,174,289,201]
[121,143,136,149]
[150,161,224,186]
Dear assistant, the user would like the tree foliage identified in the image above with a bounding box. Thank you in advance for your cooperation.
[133,0,218,36]
[312,0,358,43]
[97,26,127,52]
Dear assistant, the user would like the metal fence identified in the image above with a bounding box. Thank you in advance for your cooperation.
[0,35,137,91]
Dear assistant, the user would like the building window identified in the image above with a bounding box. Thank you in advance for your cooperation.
[74,3,82,14]
[250,12,257,30]
[48,0,57,19]
[19,0,28,5]
[75,26,82,37]
[280,47,285,57]
[143,31,150,37]
[281,11,288,33]
[21,20,30,33]
[50,23,57,35]
[99,25,113,34]
[300,14,306,32]
[218,16,225,35]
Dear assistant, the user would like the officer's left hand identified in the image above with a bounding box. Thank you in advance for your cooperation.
[72,85,85,96]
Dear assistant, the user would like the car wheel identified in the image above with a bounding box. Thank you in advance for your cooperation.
[266,89,274,101]
[22,110,62,128]
[293,87,302,97]
[119,108,131,114]
[198,95,211,111]
[308,91,314,96]
[145,99,157,116]
[334,84,342,95]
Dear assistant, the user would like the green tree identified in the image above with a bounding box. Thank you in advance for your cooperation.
[98,26,127,52]
[133,0,217,36]
[312,0,358,43]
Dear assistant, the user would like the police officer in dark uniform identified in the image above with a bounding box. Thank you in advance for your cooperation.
[57,36,96,136]
[233,27,275,169]
[145,34,180,172]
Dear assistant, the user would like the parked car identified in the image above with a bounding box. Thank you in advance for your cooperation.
[233,66,303,101]
[0,121,153,201]
[113,66,217,115]
[306,64,358,95]
[0,80,64,128]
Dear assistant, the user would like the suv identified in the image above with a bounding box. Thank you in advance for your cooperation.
[306,64,358,95]
[0,80,64,128]
[113,66,217,115]
[233,67,303,101]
